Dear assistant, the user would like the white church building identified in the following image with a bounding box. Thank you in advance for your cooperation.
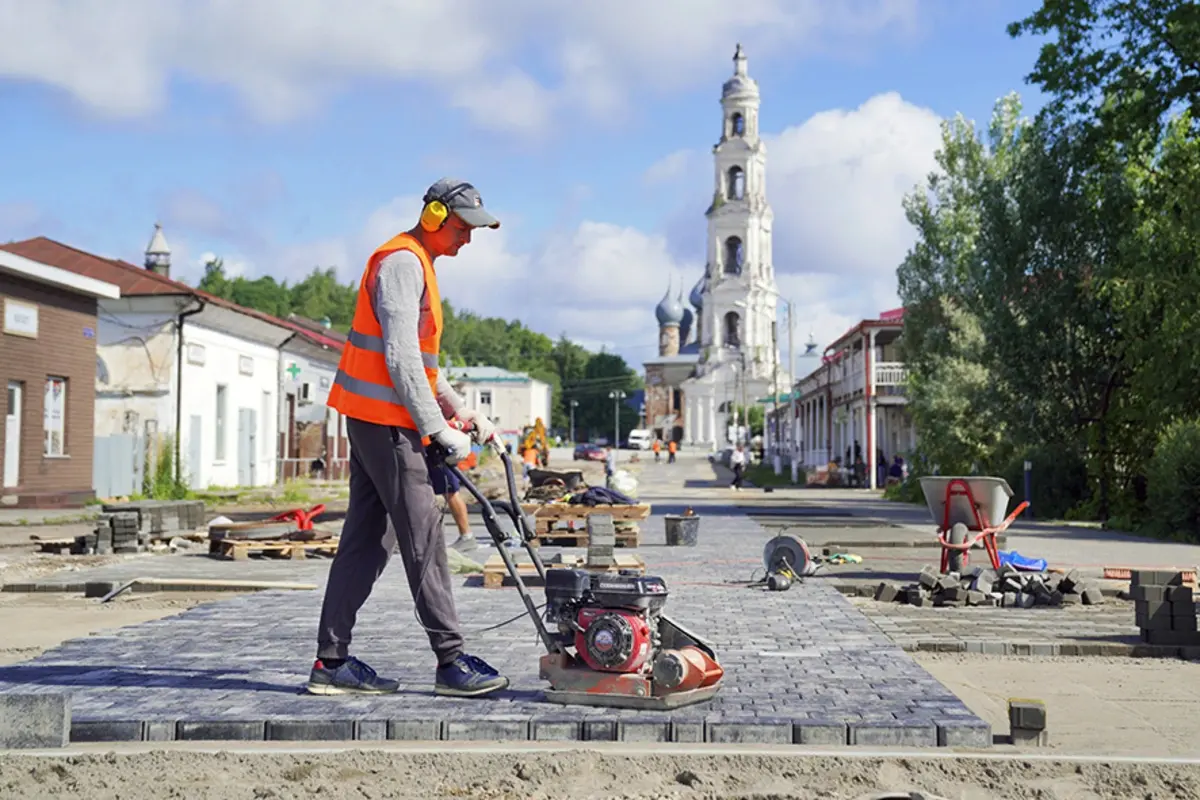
[643,44,789,447]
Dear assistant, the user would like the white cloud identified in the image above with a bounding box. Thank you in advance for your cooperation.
[153,89,941,372]
[0,0,920,133]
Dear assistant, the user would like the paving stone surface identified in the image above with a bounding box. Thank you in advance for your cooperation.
[848,596,1200,658]
[0,500,990,747]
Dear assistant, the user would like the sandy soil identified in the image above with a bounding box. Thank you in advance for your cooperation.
[0,591,243,665]
[916,652,1200,757]
[2,748,1199,799]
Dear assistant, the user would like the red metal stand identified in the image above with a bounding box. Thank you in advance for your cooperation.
[269,504,326,532]
[936,478,1029,572]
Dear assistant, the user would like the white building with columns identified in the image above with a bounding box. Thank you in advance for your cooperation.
[670,44,787,447]
[767,308,915,489]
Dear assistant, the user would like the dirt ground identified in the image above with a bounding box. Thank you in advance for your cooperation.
[2,747,1199,799]
[916,652,1200,758]
[0,591,238,666]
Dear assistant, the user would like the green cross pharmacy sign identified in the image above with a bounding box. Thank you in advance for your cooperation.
[286,362,302,380]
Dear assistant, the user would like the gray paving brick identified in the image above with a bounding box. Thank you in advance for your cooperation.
[671,720,705,742]
[0,693,70,748]
[531,718,580,741]
[177,721,265,740]
[707,721,792,744]
[445,718,530,741]
[144,721,176,741]
[795,720,848,745]
[617,719,671,742]
[71,720,142,742]
[355,720,387,740]
[850,721,938,747]
[266,719,355,740]
[938,720,993,748]
[388,720,442,740]
[583,719,616,741]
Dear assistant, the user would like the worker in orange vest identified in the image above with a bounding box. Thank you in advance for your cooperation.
[652,438,662,463]
[668,439,677,463]
[309,178,507,699]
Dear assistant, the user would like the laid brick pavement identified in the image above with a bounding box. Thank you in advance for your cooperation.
[0,502,991,748]
[850,596,1200,659]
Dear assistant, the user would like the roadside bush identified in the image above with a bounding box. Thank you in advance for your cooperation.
[1143,418,1200,542]
[998,444,1090,521]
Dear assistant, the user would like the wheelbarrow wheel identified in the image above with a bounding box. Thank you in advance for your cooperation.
[947,523,968,573]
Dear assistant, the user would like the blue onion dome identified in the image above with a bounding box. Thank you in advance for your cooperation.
[655,279,684,325]
[689,274,705,308]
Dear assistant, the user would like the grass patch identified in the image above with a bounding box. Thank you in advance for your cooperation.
[744,463,800,487]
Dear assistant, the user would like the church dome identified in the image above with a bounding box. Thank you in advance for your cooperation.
[655,282,684,326]
[689,274,705,308]
[722,74,758,98]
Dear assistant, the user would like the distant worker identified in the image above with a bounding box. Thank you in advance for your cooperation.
[310,178,507,699]
[433,456,480,552]
[652,438,662,463]
[667,439,677,464]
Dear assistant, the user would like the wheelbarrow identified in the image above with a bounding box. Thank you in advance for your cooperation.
[918,477,1029,574]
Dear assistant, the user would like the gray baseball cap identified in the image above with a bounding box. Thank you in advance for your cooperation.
[424,178,500,229]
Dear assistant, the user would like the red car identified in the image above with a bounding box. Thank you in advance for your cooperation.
[573,443,606,461]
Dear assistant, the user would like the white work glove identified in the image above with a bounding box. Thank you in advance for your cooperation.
[431,426,473,463]
[458,409,497,446]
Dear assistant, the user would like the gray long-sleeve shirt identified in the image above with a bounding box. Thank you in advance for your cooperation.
[373,249,463,438]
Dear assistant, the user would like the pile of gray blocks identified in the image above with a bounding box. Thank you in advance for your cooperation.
[71,499,206,555]
[876,565,1105,608]
[1008,698,1048,746]
[1133,570,1200,645]
[586,514,616,568]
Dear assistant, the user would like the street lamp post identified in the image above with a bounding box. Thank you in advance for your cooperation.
[608,390,626,451]
[570,399,579,443]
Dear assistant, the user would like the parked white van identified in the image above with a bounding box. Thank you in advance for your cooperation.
[626,429,653,450]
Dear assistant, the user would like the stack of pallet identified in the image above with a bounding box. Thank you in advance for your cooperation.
[69,499,207,555]
[519,502,651,547]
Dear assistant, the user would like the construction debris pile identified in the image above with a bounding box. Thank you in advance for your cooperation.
[874,564,1105,608]
[72,500,206,555]
[1133,570,1200,645]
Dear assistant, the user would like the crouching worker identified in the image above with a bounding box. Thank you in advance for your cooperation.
[308,178,507,698]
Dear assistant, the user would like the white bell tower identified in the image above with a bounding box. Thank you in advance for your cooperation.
[698,43,779,382]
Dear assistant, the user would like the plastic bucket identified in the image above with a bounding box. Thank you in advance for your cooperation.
[664,515,700,546]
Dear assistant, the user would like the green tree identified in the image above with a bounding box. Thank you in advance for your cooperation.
[895,94,1029,474]
[1009,0,1200,145]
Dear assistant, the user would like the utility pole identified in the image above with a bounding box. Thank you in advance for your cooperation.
[608,390,626,451]
[570,399,578,443]
[771,319,781,475]
[788,300,798,483]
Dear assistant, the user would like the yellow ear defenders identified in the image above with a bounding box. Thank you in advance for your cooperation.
[419,183,473,232]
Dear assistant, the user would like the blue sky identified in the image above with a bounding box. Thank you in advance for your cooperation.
[0,0,1049,370]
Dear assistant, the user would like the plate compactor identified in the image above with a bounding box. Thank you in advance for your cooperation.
[438,443,724,710]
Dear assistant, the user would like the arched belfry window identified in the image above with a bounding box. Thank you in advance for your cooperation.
[723,236,743,275]
[726,166,744,201]
[724,312,741,347]
[730,112,745,137]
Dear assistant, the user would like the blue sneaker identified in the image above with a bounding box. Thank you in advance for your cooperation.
[306,656,400,695]
[435,654,509,697]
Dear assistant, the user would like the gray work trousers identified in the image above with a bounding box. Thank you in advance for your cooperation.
[316,418,464,666]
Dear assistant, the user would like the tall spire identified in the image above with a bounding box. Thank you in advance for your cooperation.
[733,43,747,76]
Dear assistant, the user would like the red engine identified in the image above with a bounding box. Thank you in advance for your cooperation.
[574,607,653,673]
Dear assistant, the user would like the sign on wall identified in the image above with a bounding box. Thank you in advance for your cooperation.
[3,298,38,338]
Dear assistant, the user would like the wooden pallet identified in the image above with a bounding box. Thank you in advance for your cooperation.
[521,503,649,546]
[208,537,340,561]
[481,552,645,589]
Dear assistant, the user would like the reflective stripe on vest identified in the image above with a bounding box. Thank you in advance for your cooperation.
[326,233,443,430]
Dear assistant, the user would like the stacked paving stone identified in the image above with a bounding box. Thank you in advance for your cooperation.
[71,500,206,555]
[1008,698,1048,746]
[586,514,616,567]
[1133,570,1200,645]
[875,564,1104,608]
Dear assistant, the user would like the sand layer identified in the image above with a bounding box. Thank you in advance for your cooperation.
[3,750,1200,800]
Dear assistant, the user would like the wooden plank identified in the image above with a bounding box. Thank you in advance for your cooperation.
[481,553,644,589]
[521,503,651,522]
[208,537,340,561]
[530,529,640,548]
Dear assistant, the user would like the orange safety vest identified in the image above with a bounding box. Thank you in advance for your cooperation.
[327,232,442,435]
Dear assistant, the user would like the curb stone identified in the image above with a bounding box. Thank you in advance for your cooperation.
[903,639,1200,660]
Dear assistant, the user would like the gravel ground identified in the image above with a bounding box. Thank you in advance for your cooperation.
[3,748,1200,799]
